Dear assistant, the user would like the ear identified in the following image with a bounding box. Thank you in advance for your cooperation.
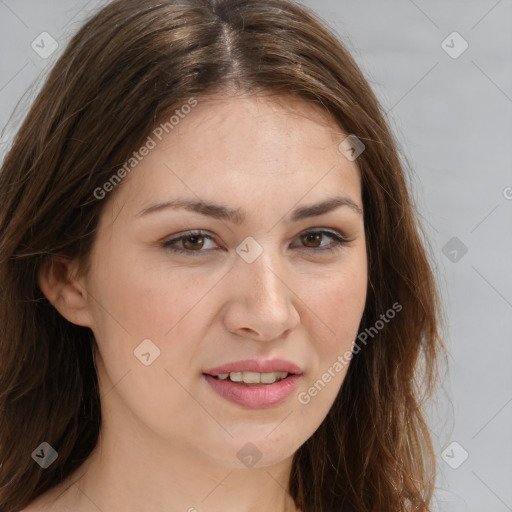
[38,255,93,328]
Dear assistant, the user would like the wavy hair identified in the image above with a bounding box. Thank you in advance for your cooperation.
[0,0,445,510]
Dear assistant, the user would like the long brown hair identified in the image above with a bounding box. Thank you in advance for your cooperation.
[0,0,445,510]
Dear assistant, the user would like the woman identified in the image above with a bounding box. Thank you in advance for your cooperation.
[0,0,444,510]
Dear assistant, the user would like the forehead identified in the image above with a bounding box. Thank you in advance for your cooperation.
[108,94,362,220]
[166,94,349,166]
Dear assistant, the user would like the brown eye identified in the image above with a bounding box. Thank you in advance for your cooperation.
[182,234,205,250]
[162,231,219,256]
[292,230,349,252]
[300,232,323,248]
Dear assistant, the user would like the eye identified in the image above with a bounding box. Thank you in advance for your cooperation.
[162,230,218,256]
[291,229,349,253]
[161,229,349,256]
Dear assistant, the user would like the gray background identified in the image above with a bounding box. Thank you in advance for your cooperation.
[1,1,511,510]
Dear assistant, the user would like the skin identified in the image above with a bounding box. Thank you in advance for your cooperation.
[31,94,367,512]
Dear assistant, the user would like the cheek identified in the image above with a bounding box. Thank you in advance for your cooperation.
[92,261,224,390]
[91,247,210,341]
[300,260,367,349]
[134,270,221,341]
[87,261,211,426]
[293,263,366,418]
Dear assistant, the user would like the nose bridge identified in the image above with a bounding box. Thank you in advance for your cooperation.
[238,241,285,306]
[226,238,299,339]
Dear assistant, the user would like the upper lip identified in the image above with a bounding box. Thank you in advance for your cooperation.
[203,358,302,376]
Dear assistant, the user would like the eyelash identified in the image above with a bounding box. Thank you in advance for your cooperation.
[161,229,349,256]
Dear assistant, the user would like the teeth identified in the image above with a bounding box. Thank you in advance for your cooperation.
[260,371,288,384]
[216,371,289,384]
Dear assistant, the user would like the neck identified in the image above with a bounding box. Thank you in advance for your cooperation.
[51,389,300,512]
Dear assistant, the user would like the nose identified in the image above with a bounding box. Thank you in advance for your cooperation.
[222,246,300,341]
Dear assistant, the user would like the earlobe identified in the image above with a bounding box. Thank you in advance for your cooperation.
[37,255,93,328]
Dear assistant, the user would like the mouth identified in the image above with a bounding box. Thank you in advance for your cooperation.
[202,358,303,408]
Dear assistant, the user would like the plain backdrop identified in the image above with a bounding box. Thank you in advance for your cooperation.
[0,1,511,510]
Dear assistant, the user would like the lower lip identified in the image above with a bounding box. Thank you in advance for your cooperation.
[203,374,301,408]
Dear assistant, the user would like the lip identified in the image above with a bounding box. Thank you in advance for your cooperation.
[203,373,302,408]
[203,358,303,377]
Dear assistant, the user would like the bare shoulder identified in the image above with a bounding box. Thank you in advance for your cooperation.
[18,482,79,512]
[18,495,52,512]
[18,494,58,512]
[18,499,51,512]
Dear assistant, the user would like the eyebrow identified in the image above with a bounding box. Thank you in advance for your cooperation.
[135,196,362,223]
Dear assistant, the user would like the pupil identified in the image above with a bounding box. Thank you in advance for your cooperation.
[185,235,203,249]
[303,233,320,247]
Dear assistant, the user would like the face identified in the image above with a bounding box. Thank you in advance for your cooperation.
[74,94,367,469]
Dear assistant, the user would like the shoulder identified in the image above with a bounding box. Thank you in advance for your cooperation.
[18,497,54,512]
[18,483,78,512]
